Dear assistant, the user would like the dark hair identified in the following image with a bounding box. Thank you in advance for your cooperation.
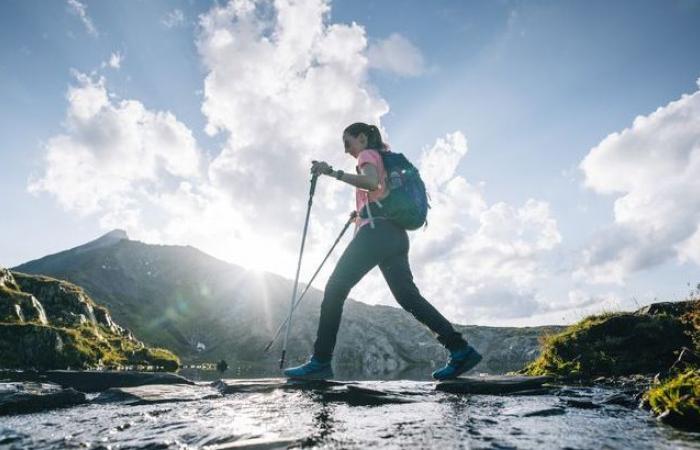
[343,122,390,151]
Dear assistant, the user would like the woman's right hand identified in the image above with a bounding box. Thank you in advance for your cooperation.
[311,160,333,176]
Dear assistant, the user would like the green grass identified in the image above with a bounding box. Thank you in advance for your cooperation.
[645,369,700,429]
[521,311,692,378]
[0,322,180,371]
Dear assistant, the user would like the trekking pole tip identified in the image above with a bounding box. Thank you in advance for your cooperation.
[279,350,287,369]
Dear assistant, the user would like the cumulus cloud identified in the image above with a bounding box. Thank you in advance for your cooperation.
[32,0,567,325]
[577,80,700,284]
[367,33,426,77]
[196,0,389,240]
[29,72,202,218]
[161,9,186,28]
[67,0,98,37]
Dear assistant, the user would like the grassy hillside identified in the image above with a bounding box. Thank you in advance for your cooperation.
[0,268,179,371]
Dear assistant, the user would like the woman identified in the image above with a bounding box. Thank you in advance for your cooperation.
[283,122,481,381]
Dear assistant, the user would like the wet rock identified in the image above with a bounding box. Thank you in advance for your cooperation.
[212,378,347,395]
[206,436,303,449]
[656,408,699,431]
[503,405,566,417]
[600,392,638,408]
[94,383,221,405]
[523,407,566,417]
[436,375,553,395]
[0,370,194,392]
[319,385,417,406]
[0,382,86,415]
[40,370,194,392]
[213,379,421,406]
[561,398,602,409]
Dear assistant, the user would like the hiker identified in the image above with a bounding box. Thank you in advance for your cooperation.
[283,122,481,381]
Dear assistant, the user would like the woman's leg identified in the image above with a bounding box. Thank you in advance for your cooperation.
[378,231,468,351]
[313,221,402,361]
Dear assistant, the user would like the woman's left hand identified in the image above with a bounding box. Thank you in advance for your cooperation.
[311,160,333,176]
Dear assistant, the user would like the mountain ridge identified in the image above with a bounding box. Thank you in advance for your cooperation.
[13,230,562,376]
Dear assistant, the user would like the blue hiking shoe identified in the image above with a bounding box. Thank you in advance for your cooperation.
[432,344,482,381]
[283,356,334,380]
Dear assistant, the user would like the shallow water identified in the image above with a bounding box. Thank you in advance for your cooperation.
[1,380,699,449]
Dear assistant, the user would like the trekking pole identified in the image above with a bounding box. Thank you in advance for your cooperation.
[280,169,320,369]
[264,210,357,354]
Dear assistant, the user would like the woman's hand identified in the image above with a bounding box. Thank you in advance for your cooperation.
[311,160,333,176]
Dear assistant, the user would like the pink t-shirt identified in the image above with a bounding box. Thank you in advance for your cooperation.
[355,149,388,230]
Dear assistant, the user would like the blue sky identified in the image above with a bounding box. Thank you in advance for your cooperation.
[2,0,700,325]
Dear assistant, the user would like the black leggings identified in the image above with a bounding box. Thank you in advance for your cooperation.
[313,218,467,362]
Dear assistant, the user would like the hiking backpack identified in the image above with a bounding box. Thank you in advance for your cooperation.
[359,151,430,230]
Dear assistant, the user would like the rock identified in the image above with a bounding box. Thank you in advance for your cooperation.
[319,385,417,406]
[656,408,700,431]
[206,436,303,449]
[212,379,424,406]
[503,405,566,417]
[94,383,221,405]
[212,378,347,394]
[43,370,194,392]
[0,370,194,392]
[436,375,553,395]
[600,392,638,408]
[522,407,566,417]
[560,398,602,409]
[1,270,180,371]
[635,300,698,317]
[0,382,86,415]
[669,347,700,374]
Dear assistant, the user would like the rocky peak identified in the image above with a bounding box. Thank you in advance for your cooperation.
[74,229,129,254]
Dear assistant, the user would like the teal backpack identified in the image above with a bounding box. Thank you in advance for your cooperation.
[359,150,430,230]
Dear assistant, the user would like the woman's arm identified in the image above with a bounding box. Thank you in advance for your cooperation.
[333,164,379,191]
[311,160,380,191]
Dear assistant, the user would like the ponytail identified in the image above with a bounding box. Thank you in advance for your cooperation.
[344,122,390,152]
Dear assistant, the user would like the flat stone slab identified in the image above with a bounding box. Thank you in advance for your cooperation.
[0,382,86,415]
[0,370,194,392]
[212,378,348,395]
[436,375,554,395]
[207,436,303,449]
[213,378,427,406]
[94,383,221,405]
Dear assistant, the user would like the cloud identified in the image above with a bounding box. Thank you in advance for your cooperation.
[66,0,98,37]
[161,9,186,28]
[33,0,567,325]
[577,79,700,284]
[367,33,426,77]
[29,72,202,217]
[101,51,122,70]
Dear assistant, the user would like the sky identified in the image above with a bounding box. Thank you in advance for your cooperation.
[1,0,700,327]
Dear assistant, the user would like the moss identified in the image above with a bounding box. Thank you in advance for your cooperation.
[0,322,179,371]
[645,369,700,430]
[521,311,692,378]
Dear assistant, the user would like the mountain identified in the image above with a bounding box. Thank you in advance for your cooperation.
[13,230,562,376]
[0,267,179,370]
